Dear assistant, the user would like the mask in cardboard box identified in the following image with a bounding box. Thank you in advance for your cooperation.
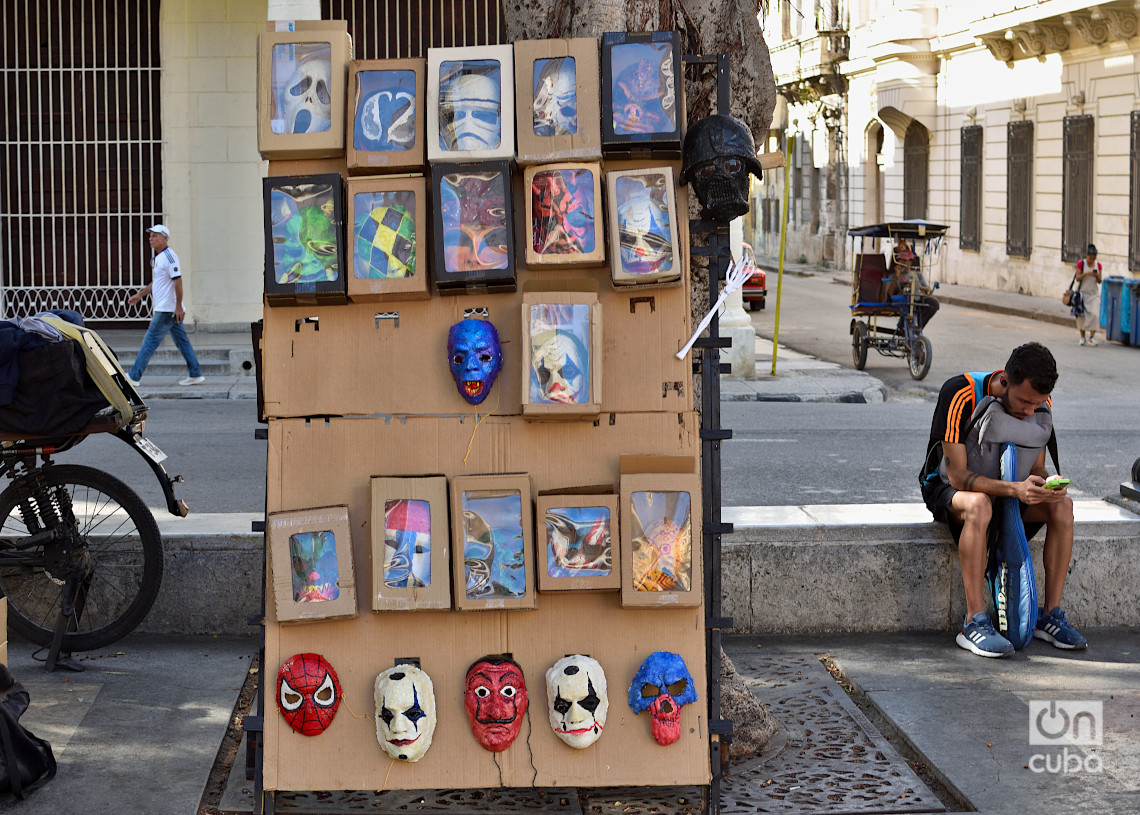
[526,163,604,268]
[346,175,429,302]
[533,57,578,136]
[347,59,426,173]
[451,475,535,610]
[432,162,516,293]
[606,167,681,287]
[263,174,347,305]
[268,506,357,623]
[515,38,602,166]
[371,476,451,611]
[600,31,684,156]
[428,45,515,164]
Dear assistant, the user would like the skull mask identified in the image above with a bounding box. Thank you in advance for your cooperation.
[277,653,342,736]
[546,655,608,749]
[375,664,437,762]
[447,318,504,405]
[679,114,764,222]
[358,89,416,151]
[464,655,528,752]
[440,66,501,151]
[627,651,698,746]
[532,58,577,137]
[281,57,333,135]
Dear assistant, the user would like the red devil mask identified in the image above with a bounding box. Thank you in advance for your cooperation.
[277,653,342,736]
[464,655,528,751]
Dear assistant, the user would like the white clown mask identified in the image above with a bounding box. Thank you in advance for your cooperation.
[546,655,608,748]
[375,664,437,762]
[440,72,501,151]
[282,57,333,134]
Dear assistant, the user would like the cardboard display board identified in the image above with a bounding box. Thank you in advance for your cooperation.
[346,58,426,174]
[268,506,358,624]
[606,166,682,288]
[449,474,536,611]
[520,290,602,419]
[524,163,605,269]
[535,492,620,591]
[258,22,352,160]
[263,173,347,305]
[514,38,602,166]
[370,476,451,611]
[346,175,429,302]
[426,45,516,164]
[599,31,684,158]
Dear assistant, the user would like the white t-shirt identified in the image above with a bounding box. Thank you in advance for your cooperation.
[151,247,182,313]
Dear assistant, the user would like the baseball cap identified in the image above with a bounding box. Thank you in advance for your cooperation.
[148,224,170,237]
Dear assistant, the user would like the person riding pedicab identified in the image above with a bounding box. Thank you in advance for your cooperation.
[887,237,939,331]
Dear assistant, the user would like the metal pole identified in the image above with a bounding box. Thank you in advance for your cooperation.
[771,134,793,375]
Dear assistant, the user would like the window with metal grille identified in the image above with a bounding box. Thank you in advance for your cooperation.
[1007,120,1033,258]
[1062,114,1094,263]
[960,126,982,251]
[1,1,162,322]
[322,0,506,57]
[1130,112,1140,271]
[903,121,928,220]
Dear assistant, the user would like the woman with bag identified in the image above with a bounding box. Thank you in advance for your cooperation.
[1072,243,1102,346]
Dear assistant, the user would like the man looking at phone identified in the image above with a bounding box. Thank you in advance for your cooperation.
[919,343,1084,657]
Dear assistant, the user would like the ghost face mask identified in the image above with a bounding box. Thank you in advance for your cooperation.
[375,665,437,762]
[464,656,528,752]
[546,655,608,748]
[627,651,697,746]
[282,57,333,134]
[447,318,504,405]
[277,653,342,736]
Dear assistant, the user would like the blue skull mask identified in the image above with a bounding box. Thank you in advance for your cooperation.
[627,651,698,745]
[447,318,504,405]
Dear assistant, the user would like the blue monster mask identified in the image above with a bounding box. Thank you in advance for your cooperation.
[447,318,504,405]
[627,651,698,745]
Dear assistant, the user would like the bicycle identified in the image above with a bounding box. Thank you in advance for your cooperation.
[0,409,187,671]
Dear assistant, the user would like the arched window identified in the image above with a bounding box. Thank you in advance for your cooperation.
[904,121,929,220]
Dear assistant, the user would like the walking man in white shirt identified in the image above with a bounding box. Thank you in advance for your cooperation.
[126,224,204,386]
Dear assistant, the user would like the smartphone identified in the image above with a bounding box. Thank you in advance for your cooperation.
[1044,477,1070,490]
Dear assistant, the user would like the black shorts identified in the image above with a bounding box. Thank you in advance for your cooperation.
[921,478,1044,545]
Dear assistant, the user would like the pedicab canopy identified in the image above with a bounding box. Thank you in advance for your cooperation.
[848,220,949,240]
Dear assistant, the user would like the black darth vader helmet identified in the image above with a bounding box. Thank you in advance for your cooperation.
[679,113,763,221]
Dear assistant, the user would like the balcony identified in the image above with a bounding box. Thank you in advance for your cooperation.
[771,31,850,103]
[971,1,1138,62]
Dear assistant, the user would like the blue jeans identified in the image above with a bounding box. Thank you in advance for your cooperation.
[129,311,202,380]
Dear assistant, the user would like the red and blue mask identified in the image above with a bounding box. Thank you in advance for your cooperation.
[627,651,697,745]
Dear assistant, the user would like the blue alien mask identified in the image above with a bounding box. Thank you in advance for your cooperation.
[447,318,504,405]
[627,651,698,745]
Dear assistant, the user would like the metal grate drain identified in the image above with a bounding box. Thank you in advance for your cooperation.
[719,652,945,814]
[261,786,584,813]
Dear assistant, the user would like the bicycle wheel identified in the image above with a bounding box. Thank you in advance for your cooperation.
[909,334,933,381]
[0,464,163,651]
[852,321,868,369]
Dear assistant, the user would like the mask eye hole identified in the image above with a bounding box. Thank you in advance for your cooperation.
[280,678,303,711]
[723,158,743,174]
[452,353,464,365]
[474,686,491,698]
[290,77,312,96]
[667,679,688,697]
[696,163,716,179]
[478,352,492,363]
[641,683,660,699]
[500,685,517,698]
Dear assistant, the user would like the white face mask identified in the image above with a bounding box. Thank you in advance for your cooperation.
[440,72,501,151]
[546,655,608,748]
[281,57,333,134]
[374,665,437,762]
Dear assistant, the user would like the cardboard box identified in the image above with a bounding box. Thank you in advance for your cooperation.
[268,506,358,623]
[345,175,429,302]
[523,163,605,269]
[370,476,451,611]
[426,45,516,164]
[600,31,684,158]
[618,456,702,608]
[514,38,602,165]
[605,166,682,288]
[263,173,347,305]
[346,58,426,174]
[430,161,516,294]
[520,288,602,419]
[449,474,535,611]
[535,491,620,591]
[258,22,352,160]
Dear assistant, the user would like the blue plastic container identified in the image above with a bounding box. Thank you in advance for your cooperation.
[1126,278,1140,347]
[1103,277,1126,343]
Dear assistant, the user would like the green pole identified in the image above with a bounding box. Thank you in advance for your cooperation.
[772,134,793,375]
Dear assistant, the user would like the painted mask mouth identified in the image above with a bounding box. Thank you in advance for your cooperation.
[557,724,600,735]
[388,735,421,746]
[463,381,485,398]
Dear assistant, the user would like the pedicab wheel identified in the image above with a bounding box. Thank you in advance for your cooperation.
[1132,457,1140,483]
[0,465,163,651]
[852,321,868,370]
[908,334,933,380]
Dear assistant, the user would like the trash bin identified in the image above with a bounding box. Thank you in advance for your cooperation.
[1127,278,1140,347]
[1103,276,1126,344]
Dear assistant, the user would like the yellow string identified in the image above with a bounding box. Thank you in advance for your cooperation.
[378,757,396,793]
[463,388,501,465]
[340,697,371,721]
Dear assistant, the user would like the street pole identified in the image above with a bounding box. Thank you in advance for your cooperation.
[772,134,792,376]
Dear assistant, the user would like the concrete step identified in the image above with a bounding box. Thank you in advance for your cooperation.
[118,346,255,377]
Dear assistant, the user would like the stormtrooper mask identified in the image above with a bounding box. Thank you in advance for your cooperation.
[546,655,608,749]
[277,653,342,736]
[679,114,764,222]
[358,87,415,151]
[447,318,504,405]
[280,53,333,134]
[375,664,436,762]
[616,184,673,276]
[440,66,501,151]
[627,651,698,746]
[532,58,577,136]
[464,655,528,752]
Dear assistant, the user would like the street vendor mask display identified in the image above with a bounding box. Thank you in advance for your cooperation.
[546,654,608,748]
[464,655,529,751]
[615,176,673,276]
[277,653,342,736]
[375,664,437,762]
[439,62,502,151]
[628,651,697,746]
[447,318,503,405]
[679,113,764,222]
[528,303,590,405]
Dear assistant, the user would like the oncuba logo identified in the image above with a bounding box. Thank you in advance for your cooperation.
[1028,700,1103,774]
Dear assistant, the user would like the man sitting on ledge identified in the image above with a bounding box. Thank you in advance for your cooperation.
[920,342,1085,657]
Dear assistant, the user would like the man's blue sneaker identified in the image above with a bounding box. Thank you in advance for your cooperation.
[1034,607,1088,650]
[956,612,1014,658]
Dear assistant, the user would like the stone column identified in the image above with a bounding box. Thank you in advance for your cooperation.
[723,217,757,377]
[268,0,321,19]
